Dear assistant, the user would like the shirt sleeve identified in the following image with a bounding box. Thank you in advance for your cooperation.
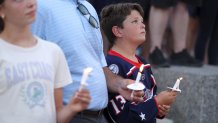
[54,46,72,88]
[100,51,107,67]
[99,30,107,67]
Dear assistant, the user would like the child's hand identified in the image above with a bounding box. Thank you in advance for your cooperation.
[155,90,178,105]
[68,89,91,113]
[157,105,170,118]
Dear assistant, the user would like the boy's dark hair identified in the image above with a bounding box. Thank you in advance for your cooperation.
[100,3,144,49]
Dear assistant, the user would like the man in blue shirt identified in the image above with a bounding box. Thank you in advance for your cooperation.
[31,0,144,122]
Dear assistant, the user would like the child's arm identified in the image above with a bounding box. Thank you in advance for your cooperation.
[154,90,177,119]
[157,105,170,119]
[54,88,91,123]
[155,90,178,105]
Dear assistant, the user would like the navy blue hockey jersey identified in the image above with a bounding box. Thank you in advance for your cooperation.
[105,50,159,123]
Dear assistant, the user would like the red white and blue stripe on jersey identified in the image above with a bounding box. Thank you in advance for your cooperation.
[105,50,159,123]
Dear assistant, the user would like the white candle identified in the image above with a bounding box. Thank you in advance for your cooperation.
[135,64,144,83]
[80,67,93,90]
[173,77,183,90]
[135,72,141,83]
[129,64,146,96]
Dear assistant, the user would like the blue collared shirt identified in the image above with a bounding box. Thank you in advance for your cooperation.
[31,0,108,110]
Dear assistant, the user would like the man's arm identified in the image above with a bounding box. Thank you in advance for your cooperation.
[103,67,144,102]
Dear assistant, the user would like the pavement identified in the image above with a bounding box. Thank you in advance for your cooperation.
[157,118,173,123]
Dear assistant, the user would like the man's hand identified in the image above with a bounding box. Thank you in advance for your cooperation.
[118,79,144,103]
[103,67,144,103]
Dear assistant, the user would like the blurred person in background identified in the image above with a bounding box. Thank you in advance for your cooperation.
[195,0,218,65]
[148,0,202,67]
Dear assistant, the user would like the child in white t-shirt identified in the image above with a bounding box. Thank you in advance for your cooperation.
[0,0,90,123]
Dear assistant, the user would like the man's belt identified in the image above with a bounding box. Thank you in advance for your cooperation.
[78,110,103,117]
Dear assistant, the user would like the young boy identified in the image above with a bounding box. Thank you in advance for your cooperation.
[101,3,178,123]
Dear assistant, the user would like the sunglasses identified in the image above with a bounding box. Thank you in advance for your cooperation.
[77,2,99,29]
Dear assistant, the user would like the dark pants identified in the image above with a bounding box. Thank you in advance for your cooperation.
[70,110,108,123]
[195,0,218,65]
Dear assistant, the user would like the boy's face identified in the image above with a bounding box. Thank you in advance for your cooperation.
[120,10,146,45]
